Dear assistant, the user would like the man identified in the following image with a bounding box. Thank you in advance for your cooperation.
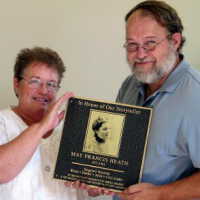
[115,1,200,200]
[0,47,88,200]
[71,1,200,199]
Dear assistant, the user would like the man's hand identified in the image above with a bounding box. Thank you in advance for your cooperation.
[119,183,164,200]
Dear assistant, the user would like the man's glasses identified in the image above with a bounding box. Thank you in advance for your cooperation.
[123,36,170,53]
[20,76,60,93]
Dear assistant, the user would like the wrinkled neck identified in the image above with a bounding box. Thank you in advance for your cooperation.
[12,106,44,125]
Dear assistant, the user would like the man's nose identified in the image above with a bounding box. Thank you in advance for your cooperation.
[135,46,148,59]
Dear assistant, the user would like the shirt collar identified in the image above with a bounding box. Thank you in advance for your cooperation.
[158,56,189,93]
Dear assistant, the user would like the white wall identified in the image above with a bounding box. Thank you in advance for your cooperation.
[0,1,199,199]
[1,0,200,110]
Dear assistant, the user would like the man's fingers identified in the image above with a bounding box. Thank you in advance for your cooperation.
[125,183,154,194]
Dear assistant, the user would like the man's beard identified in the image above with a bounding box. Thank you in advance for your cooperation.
[128,45,177,84]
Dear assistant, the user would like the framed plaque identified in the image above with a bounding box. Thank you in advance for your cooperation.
[54,97,152,191]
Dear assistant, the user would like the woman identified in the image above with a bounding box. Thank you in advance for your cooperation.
[0,47,87,200]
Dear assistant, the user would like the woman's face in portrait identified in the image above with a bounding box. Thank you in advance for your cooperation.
[96,122,111,141]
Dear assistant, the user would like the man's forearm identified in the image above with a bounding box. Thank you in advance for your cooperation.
[160,172,200,200]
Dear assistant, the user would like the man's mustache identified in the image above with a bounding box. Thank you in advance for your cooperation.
[133,58,155,64]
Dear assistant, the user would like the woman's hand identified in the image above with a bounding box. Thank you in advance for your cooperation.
[65,181,115,197]
[40,92,74,138]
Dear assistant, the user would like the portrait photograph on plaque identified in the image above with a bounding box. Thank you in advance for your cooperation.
[54,97,152,191]
[83,110,124,157]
